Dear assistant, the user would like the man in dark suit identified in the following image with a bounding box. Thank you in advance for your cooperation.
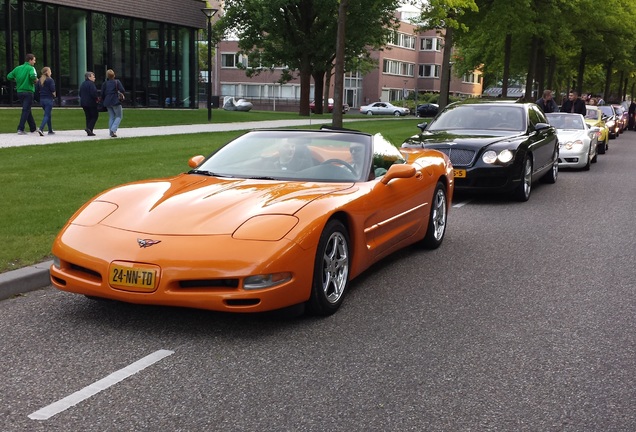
[560,90,586,115]
[535,89,558,113]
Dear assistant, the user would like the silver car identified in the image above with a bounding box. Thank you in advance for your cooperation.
[359,102,410,116]
[546,113,598,171]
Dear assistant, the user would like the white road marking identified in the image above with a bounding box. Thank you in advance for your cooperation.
[453,199,471,208]
[28,349,174,421]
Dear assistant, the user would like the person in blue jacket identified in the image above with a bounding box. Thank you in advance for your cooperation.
[36,66,56,135]
[79,71,99,136]
[100,69,125,138]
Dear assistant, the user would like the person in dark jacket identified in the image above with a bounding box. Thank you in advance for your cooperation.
[79,71,99,136]
[535,89,558,113]
[628,100,636,130]
[36,66,56,135]
[100,69,125,138]
[560,90,587,115]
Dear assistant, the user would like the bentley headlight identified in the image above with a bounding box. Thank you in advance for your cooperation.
[482,150,498,164]
[482,149,514,164]
[498,149,513,163]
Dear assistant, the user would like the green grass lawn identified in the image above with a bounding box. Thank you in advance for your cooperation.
[0,108,426,273]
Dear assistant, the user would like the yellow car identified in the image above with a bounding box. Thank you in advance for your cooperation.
[584,105,609,154]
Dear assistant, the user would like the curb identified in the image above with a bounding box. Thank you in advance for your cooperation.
[0,260,52,300]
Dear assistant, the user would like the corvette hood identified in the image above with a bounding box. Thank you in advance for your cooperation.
[77,175,353,235]
[404,130,520,150]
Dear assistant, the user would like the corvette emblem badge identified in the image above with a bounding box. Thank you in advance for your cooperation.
[138,238,161,248]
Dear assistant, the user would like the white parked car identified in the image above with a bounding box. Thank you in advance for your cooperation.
[546,113,598,171]
[359,102,410,116]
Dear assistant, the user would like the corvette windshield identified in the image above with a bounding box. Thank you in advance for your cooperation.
[194,130,373,182]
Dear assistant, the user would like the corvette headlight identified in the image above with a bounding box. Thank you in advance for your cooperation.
[482,149,514,164]
[244,272,292,290]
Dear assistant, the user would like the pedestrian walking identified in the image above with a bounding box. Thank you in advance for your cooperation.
[628,100,636,130]
[36,66,56,136]
[79,71,99,136]
[7,53,38,134]
[100,69,125,138]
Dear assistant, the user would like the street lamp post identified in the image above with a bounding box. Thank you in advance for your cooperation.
[201,7,218,123]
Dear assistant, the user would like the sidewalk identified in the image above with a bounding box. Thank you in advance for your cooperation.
[0,118,341,149]
[0,117,360,300]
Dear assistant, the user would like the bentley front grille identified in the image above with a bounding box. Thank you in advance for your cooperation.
[434,148,476,167]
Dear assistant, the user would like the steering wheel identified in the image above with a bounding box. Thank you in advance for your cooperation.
[319,158,357,175]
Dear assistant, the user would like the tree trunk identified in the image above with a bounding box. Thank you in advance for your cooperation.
[312,70,326,114]
[438,26,453,110]
[332,0,347,127]
[524,36,537,102]
[501,34,511,98]
[576,49,586,95]
[536,42,546,96]
[603,60,612,102]
[299,64,312,117]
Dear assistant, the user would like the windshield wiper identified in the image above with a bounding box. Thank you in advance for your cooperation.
[246,176,277,180]
[188,169,233,178]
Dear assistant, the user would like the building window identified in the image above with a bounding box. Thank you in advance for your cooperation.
[389,31,416,50]
[221,53,237,68]
[383,59,414,77]
[419,64,440,78]
[420,37,441,51]
[463,72,480,84]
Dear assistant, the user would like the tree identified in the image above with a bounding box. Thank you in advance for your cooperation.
[413,0,478,109]
[215,0,400,116]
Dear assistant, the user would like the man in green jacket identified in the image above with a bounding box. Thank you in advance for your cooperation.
[7,53,38,134]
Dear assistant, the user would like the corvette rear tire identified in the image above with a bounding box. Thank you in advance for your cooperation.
[308,219,350,316]
[421,182,448,249]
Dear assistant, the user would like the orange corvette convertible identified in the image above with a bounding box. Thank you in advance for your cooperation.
[50,128,454,316]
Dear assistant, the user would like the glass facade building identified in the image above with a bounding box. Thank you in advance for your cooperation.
[0,0,205,108]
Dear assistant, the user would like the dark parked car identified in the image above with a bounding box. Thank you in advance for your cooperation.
[402,100,559,202]
[416,103,439,117]
[597,104,620,138]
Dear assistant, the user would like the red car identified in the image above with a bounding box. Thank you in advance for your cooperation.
[310,98,349,114]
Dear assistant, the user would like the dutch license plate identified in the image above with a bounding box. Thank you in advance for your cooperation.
[109,263,157,291]
[453,169,466,178]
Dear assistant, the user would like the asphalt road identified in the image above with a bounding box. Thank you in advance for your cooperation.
[1,132,635,431]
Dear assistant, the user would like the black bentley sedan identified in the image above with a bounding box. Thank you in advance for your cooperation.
[402,100,559,201]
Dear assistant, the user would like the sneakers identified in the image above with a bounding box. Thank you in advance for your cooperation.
[48,131,55,135]
[36,129,44,136]
[85,128,91,136]
[110,131,117,138]
[17,130,27,135]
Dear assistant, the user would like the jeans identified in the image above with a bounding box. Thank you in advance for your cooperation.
[17,92,36,132]
[107,104,123,133]
[39,98,54,132]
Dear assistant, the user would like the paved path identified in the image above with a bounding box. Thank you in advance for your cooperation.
[0,118,344,149]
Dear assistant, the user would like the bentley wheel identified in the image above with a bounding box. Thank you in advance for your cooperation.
[542,151,558,184]
[308,220,350,316]
[513,156,532,202]
[421,182,448,249]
